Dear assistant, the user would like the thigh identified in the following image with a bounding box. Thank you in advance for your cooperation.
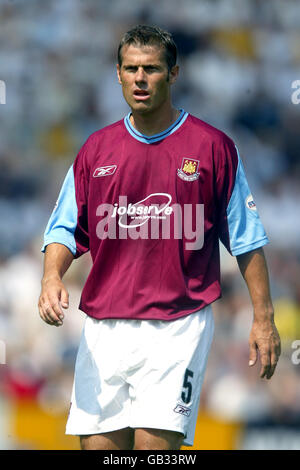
[134,428,184,450]
[66,317,132,437]
[129,306,215,447]
[80,427,134,450]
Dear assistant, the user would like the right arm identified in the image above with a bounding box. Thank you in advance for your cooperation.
[38,243,74,326]
[39,144,90,326]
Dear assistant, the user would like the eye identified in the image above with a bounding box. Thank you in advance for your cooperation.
[125,66,137,72]
[145,66,157,72]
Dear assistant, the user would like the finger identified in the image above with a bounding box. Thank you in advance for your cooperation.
[60,288,69,310]
[39,289,63,326]
[45,290,66,322]
[266,352,279,379]
[38,298,51,323]
[41,296,63,325]
[259,350,271,378]
[266,364,276,379]
[249,341,257,366]
[260,365,270,379]
[48,294,64,320]
[277,341,281,357]
[44,304,63,325]
[38,304,55,326]
[38,303,47,323]
[47,306,63,325]
[265,342,281,379]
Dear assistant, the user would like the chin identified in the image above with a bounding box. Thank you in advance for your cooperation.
[131,103,152,113]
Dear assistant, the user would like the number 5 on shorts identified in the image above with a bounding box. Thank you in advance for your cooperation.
[181,368,194,404]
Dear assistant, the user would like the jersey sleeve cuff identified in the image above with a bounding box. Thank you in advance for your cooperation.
[231,236,269,256]
[41,238,76,256]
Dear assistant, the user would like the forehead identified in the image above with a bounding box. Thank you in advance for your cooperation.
[120,44,166,66]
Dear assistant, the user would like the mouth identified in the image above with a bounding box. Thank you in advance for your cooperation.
[133,89,150,101]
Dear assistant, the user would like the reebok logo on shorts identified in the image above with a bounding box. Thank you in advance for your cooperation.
[173,404,191,416]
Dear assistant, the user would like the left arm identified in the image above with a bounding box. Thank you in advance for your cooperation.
[236,247,281,379]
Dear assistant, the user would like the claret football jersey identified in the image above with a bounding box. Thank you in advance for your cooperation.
[41,109,269,321]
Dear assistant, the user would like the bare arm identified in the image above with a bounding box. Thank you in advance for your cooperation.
[236,247,281,379]
[38,243,74,327]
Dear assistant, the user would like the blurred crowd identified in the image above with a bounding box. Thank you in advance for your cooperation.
[0,0,300,449]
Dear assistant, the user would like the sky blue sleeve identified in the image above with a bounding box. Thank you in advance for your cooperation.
[226,146,269,256]
[41,164,78,256]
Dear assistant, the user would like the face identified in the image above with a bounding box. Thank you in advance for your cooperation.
[117,44,179,114]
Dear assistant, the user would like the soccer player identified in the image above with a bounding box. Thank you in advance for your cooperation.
[38,25,281,450]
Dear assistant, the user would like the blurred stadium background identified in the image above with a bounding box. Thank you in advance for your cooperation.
[0,0,300,450]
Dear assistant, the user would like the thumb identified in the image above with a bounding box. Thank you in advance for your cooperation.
[249,342,257,366]
[60,288,69,309]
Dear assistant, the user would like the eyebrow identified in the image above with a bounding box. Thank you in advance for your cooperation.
[122,64,162,69]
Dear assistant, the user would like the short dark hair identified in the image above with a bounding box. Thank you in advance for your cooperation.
[118,24,177,72]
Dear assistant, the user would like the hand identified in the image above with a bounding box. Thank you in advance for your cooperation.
[38,276,69,327]
[248,319,281,379]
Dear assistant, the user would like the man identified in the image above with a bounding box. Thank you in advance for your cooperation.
[38,25,281,450]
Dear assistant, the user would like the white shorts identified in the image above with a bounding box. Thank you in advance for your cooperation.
[66,306,214,446]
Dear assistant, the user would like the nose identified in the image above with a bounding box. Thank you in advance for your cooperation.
[135,67,146,83]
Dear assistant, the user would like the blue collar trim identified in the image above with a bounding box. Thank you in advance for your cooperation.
[124,108,188,144]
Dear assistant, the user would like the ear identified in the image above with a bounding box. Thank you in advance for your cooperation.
[116,64,122,85]
[169,65,179,85]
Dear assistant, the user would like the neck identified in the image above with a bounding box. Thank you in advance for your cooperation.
[130,102,180,136]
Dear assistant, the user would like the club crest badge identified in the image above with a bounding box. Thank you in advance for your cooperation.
[245,194,257,211]
[177,158,200,181]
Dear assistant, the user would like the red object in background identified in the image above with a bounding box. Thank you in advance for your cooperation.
[1,368,45,400]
